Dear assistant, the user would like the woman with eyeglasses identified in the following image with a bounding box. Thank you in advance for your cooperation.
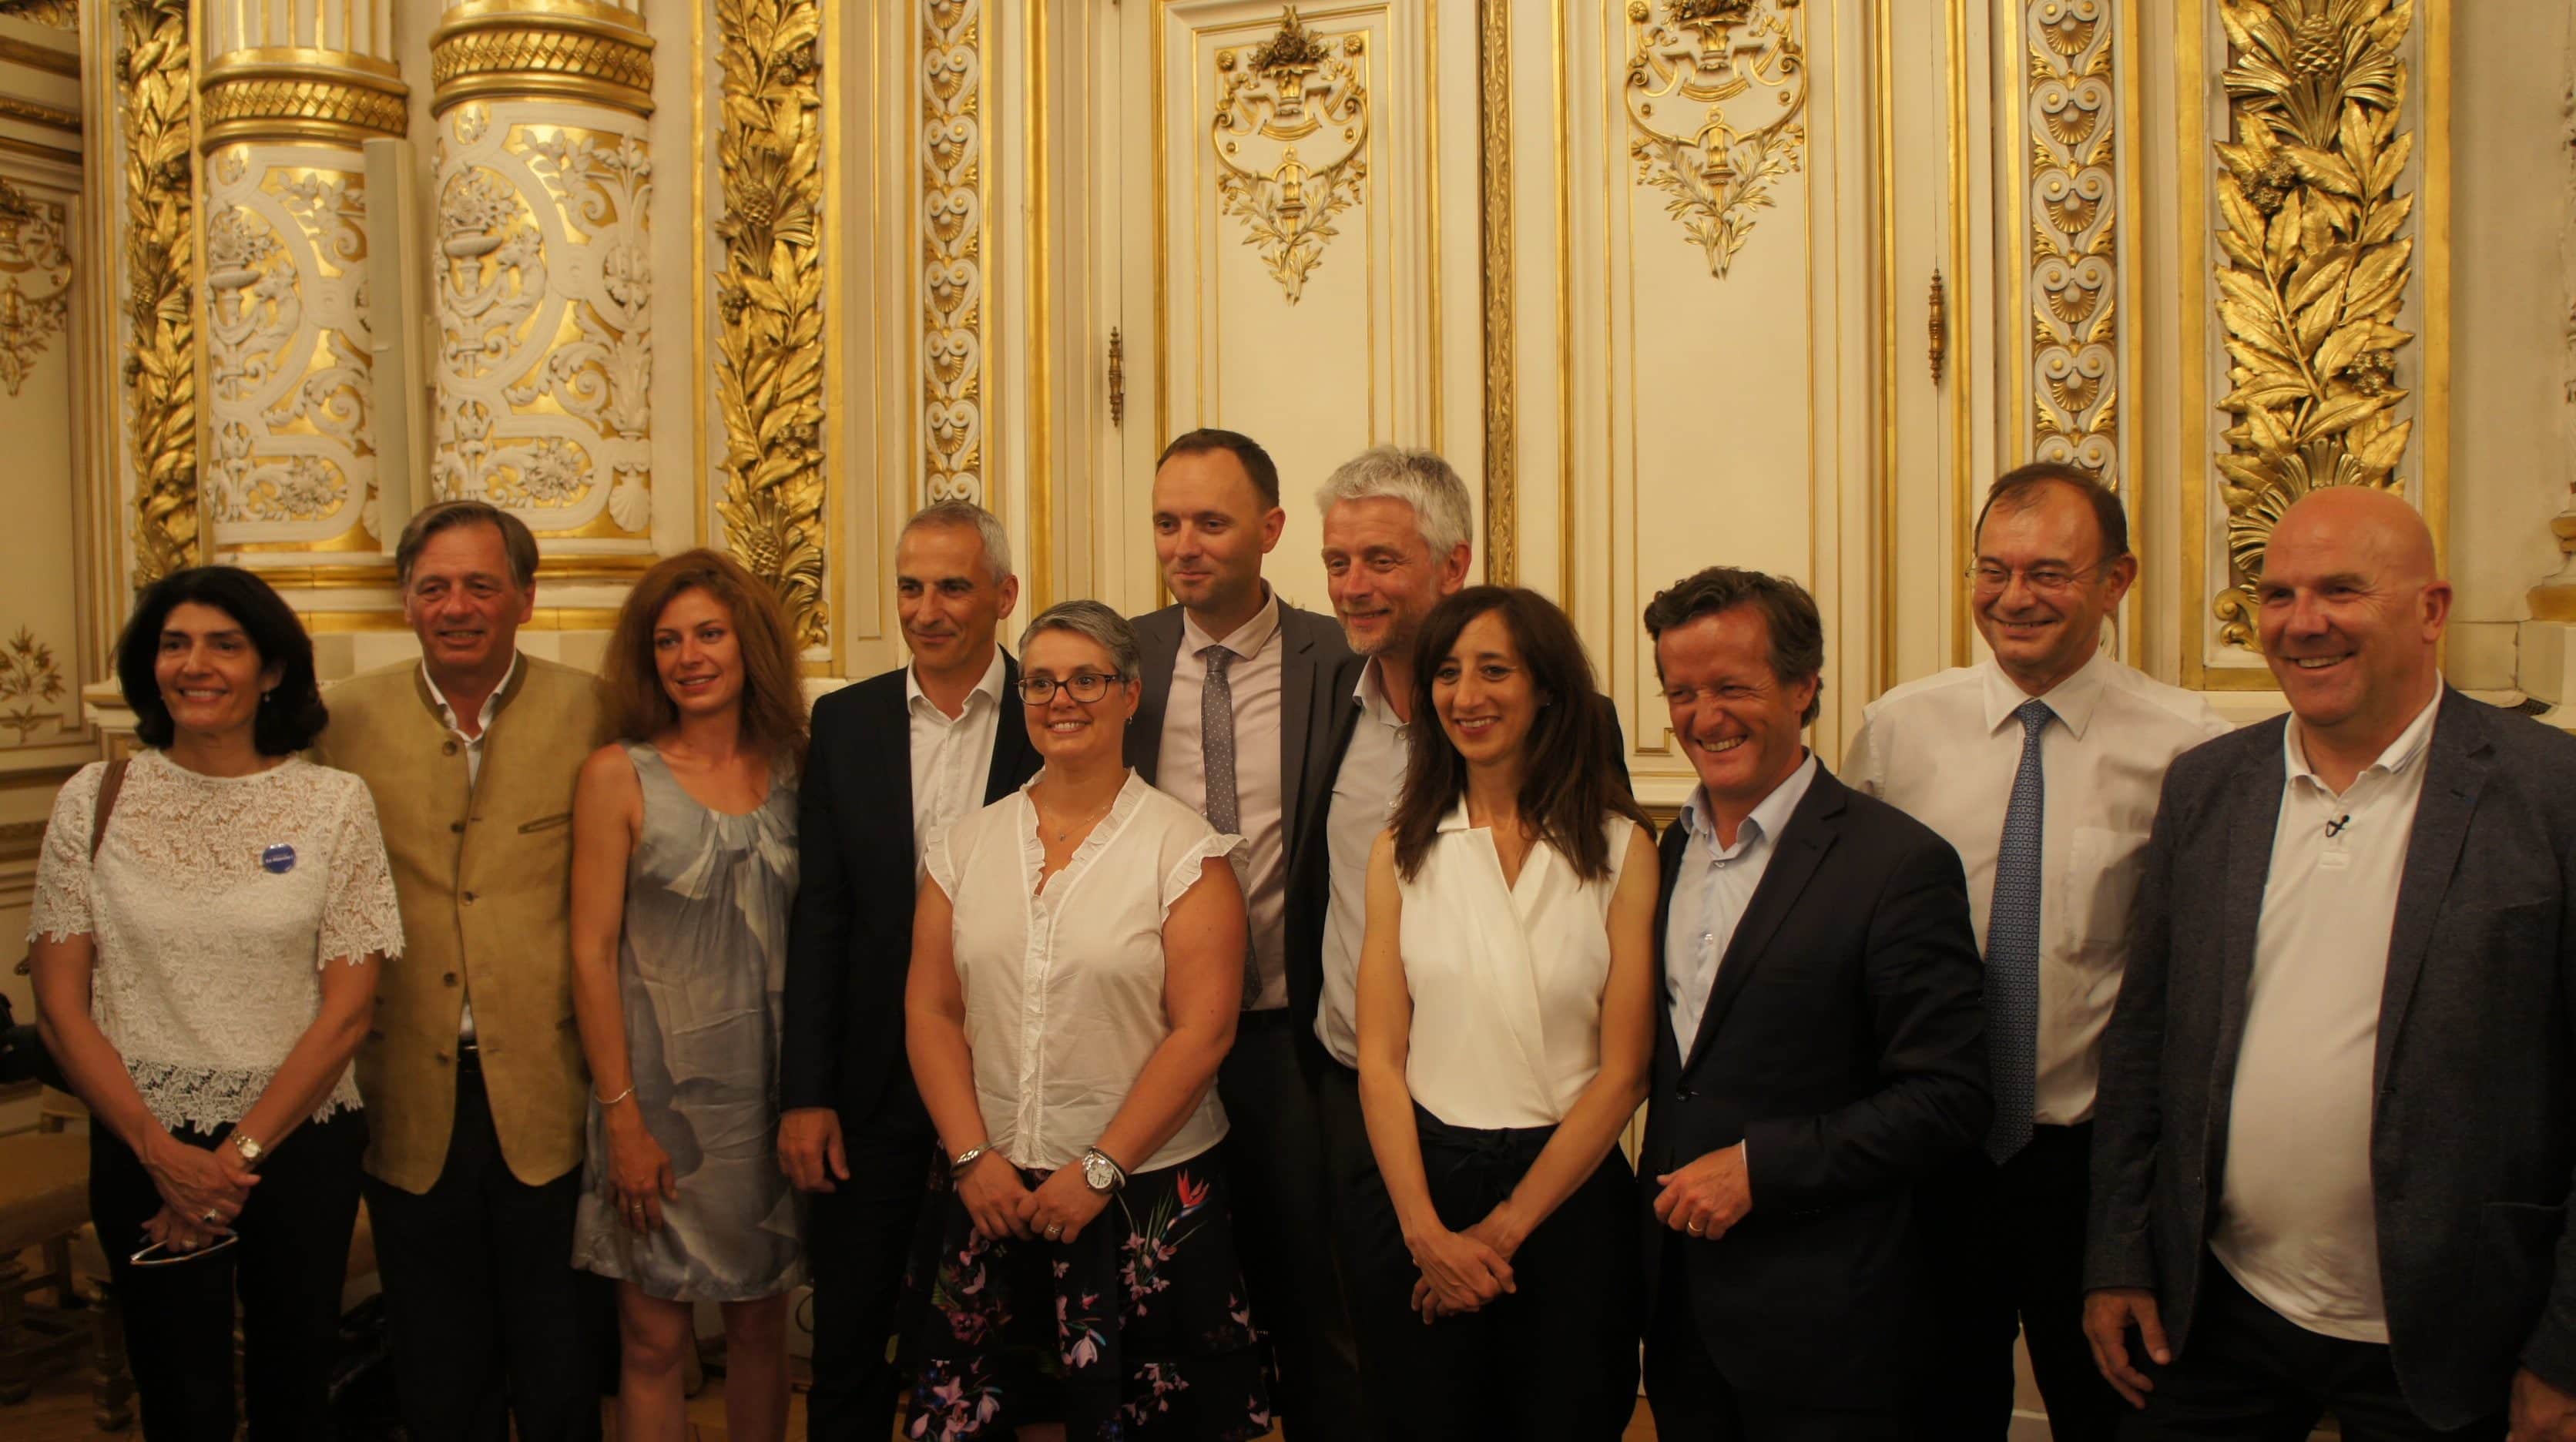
[1352,586,1659,1441]
[904,599,1272,1440]
[567,549,808,1442]
[28,566,399,1440]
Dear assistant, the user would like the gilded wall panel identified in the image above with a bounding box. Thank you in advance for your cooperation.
[1620,0,1810,282]
[2026,0,2119,485]
[118,0,196,588]
[2181,0,2445,685]
[0,163,86,756]
[432,100,655,542]
[0,180,69,397]
[922,0,985,507]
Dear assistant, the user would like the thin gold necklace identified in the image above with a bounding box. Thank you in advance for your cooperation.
[1037,789,1118,844]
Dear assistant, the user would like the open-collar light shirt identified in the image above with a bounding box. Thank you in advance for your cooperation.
[907,648,1008,877]
[1663,752,1819,1055]
[1317,656,1410,1068]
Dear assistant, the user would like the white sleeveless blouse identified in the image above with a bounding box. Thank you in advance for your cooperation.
[1394,801,1644,1130]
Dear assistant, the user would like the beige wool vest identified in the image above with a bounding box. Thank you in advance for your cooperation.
[314,657,613,1194]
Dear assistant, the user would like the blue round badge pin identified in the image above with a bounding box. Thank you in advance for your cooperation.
[261,843,297,875]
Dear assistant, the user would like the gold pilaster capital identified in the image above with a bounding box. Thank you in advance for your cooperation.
[200,51,410,150]
[431,0,656,119]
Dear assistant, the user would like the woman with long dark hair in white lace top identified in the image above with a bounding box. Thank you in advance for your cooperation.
[27,565,401,1440]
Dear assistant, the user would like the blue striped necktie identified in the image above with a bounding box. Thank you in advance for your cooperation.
[1985,697,2052,1164]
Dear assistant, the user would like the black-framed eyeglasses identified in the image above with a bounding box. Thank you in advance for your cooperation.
[1016,672,1125,705]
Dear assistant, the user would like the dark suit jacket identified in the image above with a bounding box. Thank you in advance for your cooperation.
[1643,761,1989,1403]
[2085,688,2576,1427]
[1124,598,1352,884]
[781,655,1044,1133]
[1280,654,1634,1065]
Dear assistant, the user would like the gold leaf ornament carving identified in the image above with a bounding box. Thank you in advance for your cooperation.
[714,0,827,650]
[0,625,66,743]
[1623,0,1809,280]
[0,179,71,397]
[1210,7,1370,304]
[119,0,199,589]
[2028,0,2119,483]
[2208,0,2417,648]
[0,1,78,28]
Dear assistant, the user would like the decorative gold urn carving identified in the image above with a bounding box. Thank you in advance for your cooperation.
[119,0,199,589]
[1622,0,1808,280]
[431,0,656,120]
[2028,0,2119,484]
[2209,0,2418,648]
[1210,6,1371,305]
[713,0,827,650]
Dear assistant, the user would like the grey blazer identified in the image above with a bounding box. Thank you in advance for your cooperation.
[2085,686,2576,1427]
[1123,599,1353,873]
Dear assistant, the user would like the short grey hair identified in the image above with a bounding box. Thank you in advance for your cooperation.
[1018,599,1142,680]
[1313,445,1474,558]
[900,500,1014,585]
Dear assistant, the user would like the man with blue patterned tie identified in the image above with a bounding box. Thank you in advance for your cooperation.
[1845,464,2227,1440]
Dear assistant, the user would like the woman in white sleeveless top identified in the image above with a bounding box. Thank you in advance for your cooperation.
[1353,586,1659,1441]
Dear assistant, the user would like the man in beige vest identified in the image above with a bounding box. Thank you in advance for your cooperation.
[314,501,612,1442]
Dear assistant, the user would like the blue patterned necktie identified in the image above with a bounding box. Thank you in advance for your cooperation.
[1985,697,2052,1164]
[1199,646,1260,1005]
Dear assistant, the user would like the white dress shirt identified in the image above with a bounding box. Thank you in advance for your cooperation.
[1398,802,1645,1128]
[1663,753,1819,1055]
[421,654,522,1040]
[907,649,1008,877]
[1842,653,2230,1124]
[1317,657,1409,1068]
[2211,690,2441,1343]
[1156,591,1289,1011]
[927,771,1241,1172]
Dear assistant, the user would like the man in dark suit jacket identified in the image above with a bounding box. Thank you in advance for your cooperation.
[2085,487,2576,1440]
[1639,566,1990,1440]
[780,501,1043,1439]
[1125,428,1363,1436]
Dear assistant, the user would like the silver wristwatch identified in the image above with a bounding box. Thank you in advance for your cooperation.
[1079,1147,1125,1195]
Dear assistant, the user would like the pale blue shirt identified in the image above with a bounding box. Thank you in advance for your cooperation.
[1663,752,1820,1056]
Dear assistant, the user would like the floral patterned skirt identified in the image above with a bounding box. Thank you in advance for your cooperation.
[902,1150,1273,1441]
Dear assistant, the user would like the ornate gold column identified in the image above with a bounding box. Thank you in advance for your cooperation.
[200,0,408,578]
[428,0,655,570]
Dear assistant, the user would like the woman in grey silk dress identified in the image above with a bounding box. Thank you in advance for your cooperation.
[569,548,810,1442]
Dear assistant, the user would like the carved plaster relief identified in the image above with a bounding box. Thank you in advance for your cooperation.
[1210,6,1372,304]
[922,0,984,507]
[2029,0,2121,485]
[1622,0,1809,281]
[0,180,69,398]
[432,100,653,537]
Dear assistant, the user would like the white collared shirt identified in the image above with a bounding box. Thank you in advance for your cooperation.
[1397,801,1645,1128]
[2212,688,2443,1344]
[1842,653,2231,1124]
[907,649,1008,877]
[420,654,522,1039]
[1317,658,1409,1068]
[927,771,1241,1171]
[1663,753,1820,1055]
[1156,591,1289,1011]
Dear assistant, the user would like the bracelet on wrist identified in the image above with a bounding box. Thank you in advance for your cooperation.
[595,1085,636,1108]
[951,1143,991,1172]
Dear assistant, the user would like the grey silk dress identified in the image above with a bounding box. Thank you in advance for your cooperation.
[572,742,805,1301]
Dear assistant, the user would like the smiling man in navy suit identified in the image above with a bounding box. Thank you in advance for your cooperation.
[1638,565,1989,1440]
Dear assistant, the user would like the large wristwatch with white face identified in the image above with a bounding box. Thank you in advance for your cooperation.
[1079,1146,1125,1195]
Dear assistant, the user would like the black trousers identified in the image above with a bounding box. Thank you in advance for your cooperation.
[2120,1263,2502,1442]
[91,1108,366,1442]
[1337,1096,1641,1442]
[801,1118,938,1440]
[1904,1122,2121,1441]
[1214,1011,1366,1437]
[1645,1237,1900,1442]
[1317,1058,1408,1440]
[362,1049,602,1442]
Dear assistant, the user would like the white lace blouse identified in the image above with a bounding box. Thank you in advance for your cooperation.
[28,752,404,1132]
[927,770,1243,1173]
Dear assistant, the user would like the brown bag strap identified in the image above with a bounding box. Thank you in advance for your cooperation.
[89,756,129,864]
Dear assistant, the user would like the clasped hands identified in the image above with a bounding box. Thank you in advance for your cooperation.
[953,1150,1111,1245]
[141,1131,259,1254]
